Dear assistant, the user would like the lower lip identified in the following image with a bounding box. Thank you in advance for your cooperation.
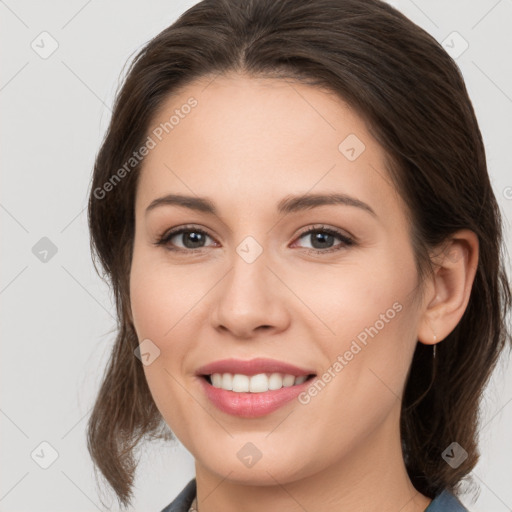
[198,376,315,418]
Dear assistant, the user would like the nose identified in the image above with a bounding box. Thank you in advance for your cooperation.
[210,248,290,339]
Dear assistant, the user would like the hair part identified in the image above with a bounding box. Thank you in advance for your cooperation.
[87,0,511,507]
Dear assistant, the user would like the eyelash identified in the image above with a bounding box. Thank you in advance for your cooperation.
[153,224,355,255]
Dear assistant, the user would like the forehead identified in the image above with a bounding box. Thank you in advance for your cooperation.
[135,73,401,220]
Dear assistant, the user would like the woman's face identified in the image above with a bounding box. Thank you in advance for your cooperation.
[130,73,427,486]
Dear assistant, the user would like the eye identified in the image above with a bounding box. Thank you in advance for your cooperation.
[293,224,355,253]
[154,225,216,252]
[154,224,355,254]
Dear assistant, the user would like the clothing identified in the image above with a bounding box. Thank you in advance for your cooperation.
[424,489,469,511]
[160,478,470,512]
[161,479,195,512]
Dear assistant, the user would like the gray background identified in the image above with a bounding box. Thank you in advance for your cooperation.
[1,0,511,510]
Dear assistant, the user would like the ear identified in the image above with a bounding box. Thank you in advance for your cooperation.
[417,229,479,346]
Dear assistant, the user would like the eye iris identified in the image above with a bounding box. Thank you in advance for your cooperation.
[311,231,335,249]
[182,231,205,249]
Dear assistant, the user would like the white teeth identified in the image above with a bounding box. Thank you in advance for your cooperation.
[209,372,310,392]
[294,375,308,385]
[268,373,283,390]
[221,373,233,390]
[232,374,250,392]
[249,373,267,392]
[211,373,223,388]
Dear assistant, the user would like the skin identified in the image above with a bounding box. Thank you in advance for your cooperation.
[129,73,478,512]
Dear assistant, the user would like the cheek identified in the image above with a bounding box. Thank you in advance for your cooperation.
[293,255,416,340]
[295,250,420,397]
[129,254,198,435]
[129,249,213,401]
[130,273,177,337]
[129,247,201,342]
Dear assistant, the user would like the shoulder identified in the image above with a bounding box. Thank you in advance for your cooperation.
[160,478,196,512]
[425,489,470,512]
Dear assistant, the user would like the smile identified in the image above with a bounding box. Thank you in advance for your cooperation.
[205,372,312,392]
[198,374,317,418]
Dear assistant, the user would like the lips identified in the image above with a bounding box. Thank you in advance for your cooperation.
[199,376,315,417]
[195,358,317,417]
[195,357,315,377]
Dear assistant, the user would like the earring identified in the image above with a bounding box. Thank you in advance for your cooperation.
[432,329,437,359]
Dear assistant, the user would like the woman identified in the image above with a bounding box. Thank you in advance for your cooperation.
[86,0,511,511]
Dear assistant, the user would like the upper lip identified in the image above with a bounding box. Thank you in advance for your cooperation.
[196,358,316,377]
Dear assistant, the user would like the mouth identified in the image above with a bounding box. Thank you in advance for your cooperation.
[201,372,317,393]
[197,371,317,418]
[195,358,318,417]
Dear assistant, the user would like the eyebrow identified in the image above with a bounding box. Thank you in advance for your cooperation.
[145,192,377,217]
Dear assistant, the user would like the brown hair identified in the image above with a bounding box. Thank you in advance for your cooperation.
[87,0,511,507]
